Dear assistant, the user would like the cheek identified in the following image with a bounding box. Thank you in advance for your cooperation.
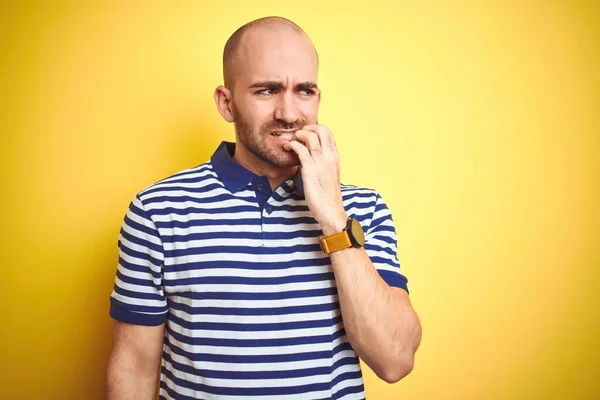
[240,99,274,125]
[301,100,320,122]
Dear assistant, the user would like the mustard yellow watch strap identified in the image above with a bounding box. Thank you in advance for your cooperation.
[319,231,353,254]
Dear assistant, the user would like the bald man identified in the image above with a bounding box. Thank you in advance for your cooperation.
[106,17,421,400]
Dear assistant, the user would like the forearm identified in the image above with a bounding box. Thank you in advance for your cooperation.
[106,351,160,400]
[330,246,421,383]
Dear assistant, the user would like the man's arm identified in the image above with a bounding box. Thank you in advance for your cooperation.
[285,124,422,383]
[106,321,166,400]
[328,244,421,383]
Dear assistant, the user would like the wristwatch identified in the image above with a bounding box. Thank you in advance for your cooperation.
[318,218,365,254]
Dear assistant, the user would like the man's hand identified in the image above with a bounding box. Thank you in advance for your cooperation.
[283,124,348,235]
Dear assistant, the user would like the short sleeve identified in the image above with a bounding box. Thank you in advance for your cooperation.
[109,195,168,326]
[364,193,409,293]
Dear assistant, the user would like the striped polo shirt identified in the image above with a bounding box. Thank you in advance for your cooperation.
[109,141,409,399]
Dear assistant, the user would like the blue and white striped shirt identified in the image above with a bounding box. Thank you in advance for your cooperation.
[110,141,409,399]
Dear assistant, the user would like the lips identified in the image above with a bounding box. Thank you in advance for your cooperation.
[271,131,296,140]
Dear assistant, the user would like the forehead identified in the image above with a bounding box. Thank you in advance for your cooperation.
[237,27,318,85]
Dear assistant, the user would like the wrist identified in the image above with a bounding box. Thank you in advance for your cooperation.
[320,211,348,236]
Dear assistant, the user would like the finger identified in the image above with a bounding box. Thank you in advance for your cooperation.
[283,140,313,166]
[301,125,326,146]
[329,129,338,151]
[319,126,340,161]
[331,134,340,161]
[294,129,322,156]
[303,125,336,160]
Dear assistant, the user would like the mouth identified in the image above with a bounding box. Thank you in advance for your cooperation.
[270,131,296,140]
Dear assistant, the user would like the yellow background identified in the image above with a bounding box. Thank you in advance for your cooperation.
[1,1,598,399]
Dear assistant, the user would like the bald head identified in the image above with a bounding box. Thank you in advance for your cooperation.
[223,17,318,89]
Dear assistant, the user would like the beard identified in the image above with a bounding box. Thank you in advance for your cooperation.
[232,105,308,168]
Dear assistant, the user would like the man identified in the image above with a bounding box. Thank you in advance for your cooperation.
[106,16,421,400]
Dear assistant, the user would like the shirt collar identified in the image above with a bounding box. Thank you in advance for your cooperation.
[210,141,305,196]
[291,168,305,197]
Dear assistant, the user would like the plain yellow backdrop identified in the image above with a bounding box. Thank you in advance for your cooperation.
[1,1,598,399]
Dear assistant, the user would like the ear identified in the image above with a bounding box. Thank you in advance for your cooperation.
[214,85,234,123]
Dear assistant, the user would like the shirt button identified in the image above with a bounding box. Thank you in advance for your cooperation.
[257,184,263,191]
[266,206,272,214]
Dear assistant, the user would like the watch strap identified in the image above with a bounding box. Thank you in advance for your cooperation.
[319,231,352,254]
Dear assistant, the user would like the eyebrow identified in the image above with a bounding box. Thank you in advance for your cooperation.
[248,81,319,91]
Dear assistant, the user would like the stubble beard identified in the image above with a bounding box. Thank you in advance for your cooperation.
[232,106,304,168]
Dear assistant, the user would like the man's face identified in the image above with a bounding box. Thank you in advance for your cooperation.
[230,27,320,167]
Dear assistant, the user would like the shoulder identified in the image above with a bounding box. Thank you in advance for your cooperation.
[340,183,395,230]
[135,161,219,204]
[340,183,383,217]
[340,183,381,203]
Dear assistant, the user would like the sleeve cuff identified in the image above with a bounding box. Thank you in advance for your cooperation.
[377,270,410,294]
[109,303,167,326]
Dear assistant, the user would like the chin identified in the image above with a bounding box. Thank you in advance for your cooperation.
[270,154,300,168]
[272,159,300,168]
[260,146,298,167]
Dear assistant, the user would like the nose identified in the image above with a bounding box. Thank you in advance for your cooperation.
[274,91,300,124]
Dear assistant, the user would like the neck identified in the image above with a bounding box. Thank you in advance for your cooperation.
[233,142,297,191]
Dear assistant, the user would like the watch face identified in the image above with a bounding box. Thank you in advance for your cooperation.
[350,218,365,246]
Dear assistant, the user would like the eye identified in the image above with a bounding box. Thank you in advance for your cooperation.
[256,88,278,96]
[298,88,317,96]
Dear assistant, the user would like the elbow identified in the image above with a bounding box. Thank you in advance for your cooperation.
[379,356,415,384]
